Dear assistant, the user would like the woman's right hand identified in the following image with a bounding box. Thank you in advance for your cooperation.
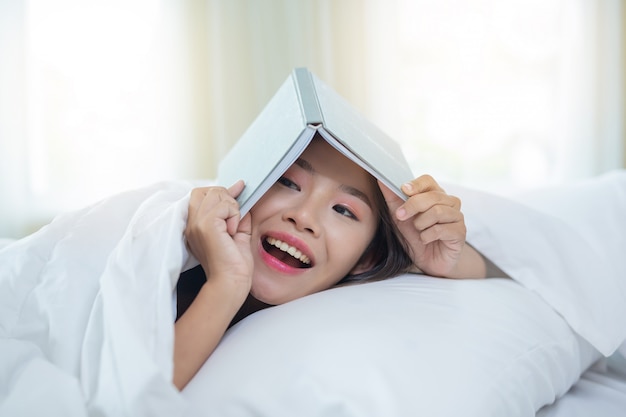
[184,181,253,304]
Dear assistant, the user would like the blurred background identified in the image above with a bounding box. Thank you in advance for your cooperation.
[0,0,624,239]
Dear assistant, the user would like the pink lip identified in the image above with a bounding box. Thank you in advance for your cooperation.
[258,231,315,274]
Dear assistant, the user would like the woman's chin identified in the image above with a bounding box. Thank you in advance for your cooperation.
[249,282,285,306]
[250,279,307,306]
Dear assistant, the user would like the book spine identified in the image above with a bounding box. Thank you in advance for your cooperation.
[293,68,324,126]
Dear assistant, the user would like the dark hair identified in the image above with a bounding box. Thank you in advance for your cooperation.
[338,177,413,285]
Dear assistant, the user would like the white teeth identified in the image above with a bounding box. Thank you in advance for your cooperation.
[266,237,311,265]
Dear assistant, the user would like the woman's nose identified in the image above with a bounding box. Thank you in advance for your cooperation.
[283,199,321,236]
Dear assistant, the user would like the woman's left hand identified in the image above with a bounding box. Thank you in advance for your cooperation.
[378,175,467,278]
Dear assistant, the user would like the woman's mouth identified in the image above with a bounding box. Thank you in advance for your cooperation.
[262,236,312,269]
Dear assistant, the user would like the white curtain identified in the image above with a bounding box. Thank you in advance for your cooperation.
[362,0,625,189]
[0,0,623,238]
[0,0,195,238]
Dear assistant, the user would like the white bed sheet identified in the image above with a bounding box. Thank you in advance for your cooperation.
[538,353,626,417]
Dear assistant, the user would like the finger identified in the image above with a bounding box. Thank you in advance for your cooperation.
[188,187,211,214]
[193,187,241,235]
[411,204,464,233]
[401,174,444,197]
[227,180,245,199]
[201,186,238,212]
[237,212,252,236]
[203,186,243,236]
[400,192,461,221]
[233,213,253,247]
[418,221,467,246]
[222,200,242,236]
[185,187,211,234]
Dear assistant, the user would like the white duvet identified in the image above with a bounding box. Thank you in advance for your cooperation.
[1,173,625,417]
[0,181,194,417]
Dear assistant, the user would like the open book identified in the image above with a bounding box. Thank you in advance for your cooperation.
[217,67,414,216]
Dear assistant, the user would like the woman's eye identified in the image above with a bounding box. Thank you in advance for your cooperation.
[333,205,357,220]
[277,176,300,191]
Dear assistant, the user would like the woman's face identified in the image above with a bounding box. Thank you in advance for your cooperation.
[248,138,379,305]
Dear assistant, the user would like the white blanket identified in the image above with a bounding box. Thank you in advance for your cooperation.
[0,181,195,417]
[1,174,625,416]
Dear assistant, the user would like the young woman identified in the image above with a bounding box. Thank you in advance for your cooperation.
[173,137,494,389]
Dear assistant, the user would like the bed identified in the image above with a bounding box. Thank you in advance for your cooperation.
[1,171,625,417]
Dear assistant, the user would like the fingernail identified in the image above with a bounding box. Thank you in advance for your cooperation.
[396,207,407,220]
[402,183,413,193]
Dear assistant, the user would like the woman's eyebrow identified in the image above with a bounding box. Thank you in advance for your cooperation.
[340,184,373,209]
[295,158,372,209]
[295,158,315,174]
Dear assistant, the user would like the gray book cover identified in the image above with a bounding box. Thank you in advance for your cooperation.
[217,67,414,215]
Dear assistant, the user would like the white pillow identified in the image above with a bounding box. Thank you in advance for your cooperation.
[511,170,626,358]
[181,172,626,417]
[446,174,626,355]
[182,276,598,417]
